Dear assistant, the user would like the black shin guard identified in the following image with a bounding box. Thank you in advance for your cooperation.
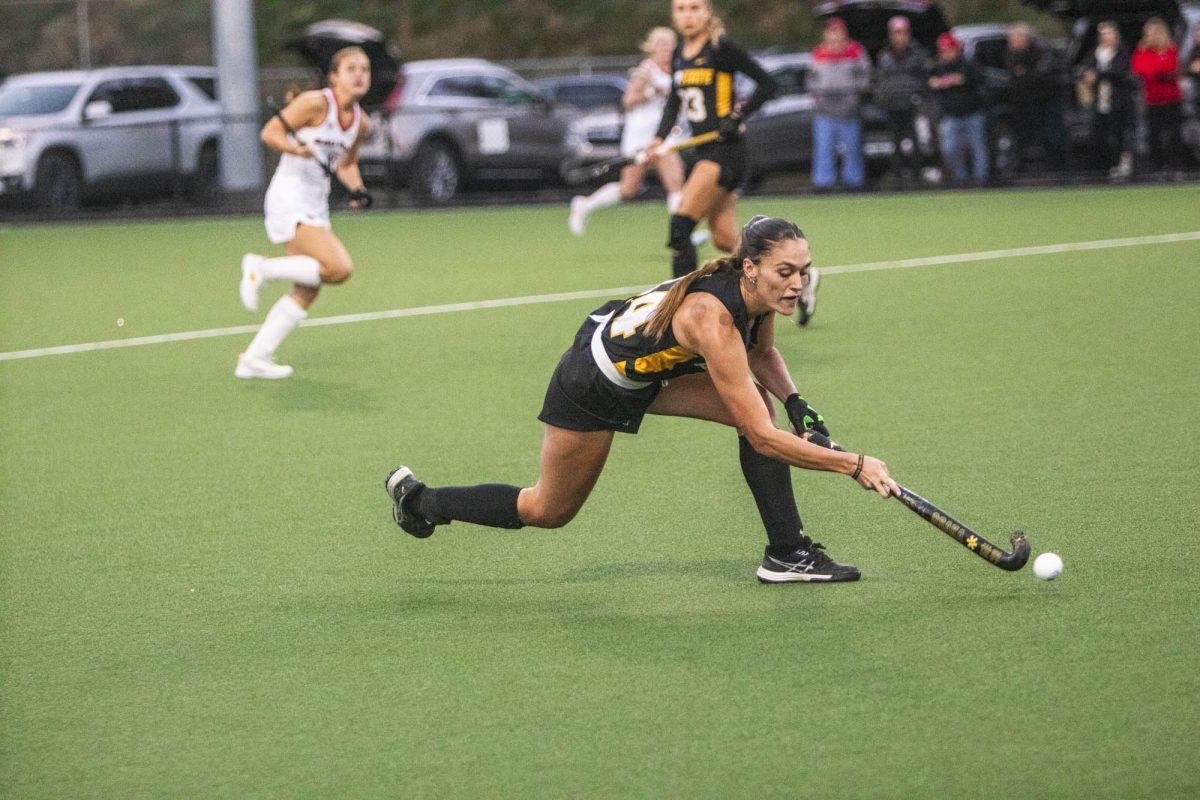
[419,484,525,529]
[738,436,804,556]
[668,214,698,278]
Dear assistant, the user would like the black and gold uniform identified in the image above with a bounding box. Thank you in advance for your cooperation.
[655,35,777,191]
[538,269,766,434]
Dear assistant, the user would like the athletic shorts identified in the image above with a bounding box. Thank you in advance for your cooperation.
[538,312,662,434]
[263,176,331,244]
[690,139,747,191]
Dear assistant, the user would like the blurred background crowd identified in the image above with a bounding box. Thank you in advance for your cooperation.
[0,0,1197,220]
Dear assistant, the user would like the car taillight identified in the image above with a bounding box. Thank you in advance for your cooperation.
[384,77,406,114]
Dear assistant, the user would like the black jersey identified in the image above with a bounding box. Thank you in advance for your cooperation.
[656,35,777,140]
[594,270,767,385]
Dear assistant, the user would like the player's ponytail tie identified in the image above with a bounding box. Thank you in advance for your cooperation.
[851,454,864,481]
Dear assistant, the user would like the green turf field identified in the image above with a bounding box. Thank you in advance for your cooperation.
[2,185,1198,798]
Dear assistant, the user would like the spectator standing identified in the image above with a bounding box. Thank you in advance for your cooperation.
[1185,25,1200,116]
[1131,17,1187,175]
[809,17,870,189]
[1005,22,1065,171]
[874,15,931,184]
[928,32,989,184]
[1077,21,1134,177]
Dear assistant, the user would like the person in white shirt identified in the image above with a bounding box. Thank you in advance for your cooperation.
[568,27,690,236]
[236,46,372,380]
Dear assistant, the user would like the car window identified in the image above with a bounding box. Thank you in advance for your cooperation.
[771,66,809,96]
[558,84,623,109]
[186,76,218,101]
[0,82,81,116]
[428,75,509,102]
[972,39,1009,71]
[89,78,180,113]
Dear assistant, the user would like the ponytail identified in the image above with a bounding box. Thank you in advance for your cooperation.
[644,255,738,341]
[708,15,726,46]
[644,215,806,341]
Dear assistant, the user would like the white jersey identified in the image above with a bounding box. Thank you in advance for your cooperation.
[621,59,675,157]
[264,89,363,244]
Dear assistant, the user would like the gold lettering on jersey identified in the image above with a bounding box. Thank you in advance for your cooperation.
[678,68,715,86]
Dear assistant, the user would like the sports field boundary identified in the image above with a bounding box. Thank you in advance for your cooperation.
[3,229,1198,363]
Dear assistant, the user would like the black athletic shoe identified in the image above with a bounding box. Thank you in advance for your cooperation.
[385,466,436,538]
[756,536,860,583]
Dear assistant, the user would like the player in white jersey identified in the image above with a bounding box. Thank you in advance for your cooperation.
[235,46,372,379]
[568,27,693,237]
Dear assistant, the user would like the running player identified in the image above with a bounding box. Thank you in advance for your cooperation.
[235,46,372,379]
[385,216,900,584]
[649,0,778,280]
[568,27,689,236]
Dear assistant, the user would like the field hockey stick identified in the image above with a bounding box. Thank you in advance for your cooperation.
[564,128,723,184]
[265,96,372,208]
[805,432,1031,571]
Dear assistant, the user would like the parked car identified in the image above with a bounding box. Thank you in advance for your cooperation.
[534,74,627,113]
[353,59,582,202]
[0,65,223,210]
[738,51,898,188]
[812,0,950,59]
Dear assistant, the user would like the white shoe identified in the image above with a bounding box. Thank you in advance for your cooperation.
[690,229,711,247]
[240,254,265,312]
[568,196,588,236]
[797,267,819,327]
[235,353,293,379]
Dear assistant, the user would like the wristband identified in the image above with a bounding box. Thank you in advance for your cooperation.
[851,454,864,480]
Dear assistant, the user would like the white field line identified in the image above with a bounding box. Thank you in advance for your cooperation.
[2,230,1198,363]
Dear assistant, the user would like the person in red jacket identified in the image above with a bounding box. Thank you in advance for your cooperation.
[1130,17,1187,174]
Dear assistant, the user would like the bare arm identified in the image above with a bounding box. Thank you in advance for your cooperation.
[623,69,651,110]
[259,91,325,157]
[744,314,799,402]
[337,116,369,198]
[675,295,899,497]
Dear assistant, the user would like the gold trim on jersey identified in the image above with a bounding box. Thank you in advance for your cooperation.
[631,346,697,377]
[716,72,733,117]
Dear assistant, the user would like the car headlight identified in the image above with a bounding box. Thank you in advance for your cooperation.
[0,128,30,150]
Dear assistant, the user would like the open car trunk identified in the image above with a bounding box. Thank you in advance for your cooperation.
[1019,0,1184,63]
[286,19,402,110]
[811,0,951,60]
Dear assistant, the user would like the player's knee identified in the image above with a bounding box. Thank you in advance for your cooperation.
[712,229,737,253]
[322,257,353,284]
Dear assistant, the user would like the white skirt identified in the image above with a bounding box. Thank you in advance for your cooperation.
[263,175,330,244]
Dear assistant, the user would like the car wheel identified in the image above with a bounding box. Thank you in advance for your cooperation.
[189,141,221,204]
[411,141,462,203]
[35,152,82,211]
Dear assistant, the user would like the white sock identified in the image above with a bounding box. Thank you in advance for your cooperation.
[667,191,682,215]
[584,182,622,213]
[244,294,307,360]
[260,255,321,287]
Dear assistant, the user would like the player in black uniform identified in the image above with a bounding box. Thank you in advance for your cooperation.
[385,217,900,584]
[649,0,778,278]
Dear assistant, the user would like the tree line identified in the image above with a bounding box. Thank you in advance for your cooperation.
[1,0,1061,75]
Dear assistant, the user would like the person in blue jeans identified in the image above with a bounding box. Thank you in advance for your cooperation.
[810,17,870,189]
[928,32,989,184]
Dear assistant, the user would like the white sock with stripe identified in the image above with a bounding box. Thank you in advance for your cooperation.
[244,294,307,360]
[583,182,622,213]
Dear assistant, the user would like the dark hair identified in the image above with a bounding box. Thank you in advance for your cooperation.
[644,216,805,340]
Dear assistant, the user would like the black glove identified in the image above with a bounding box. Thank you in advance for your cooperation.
[717,111,744,142]
[349,187,373,209]
[785,393,829,437]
